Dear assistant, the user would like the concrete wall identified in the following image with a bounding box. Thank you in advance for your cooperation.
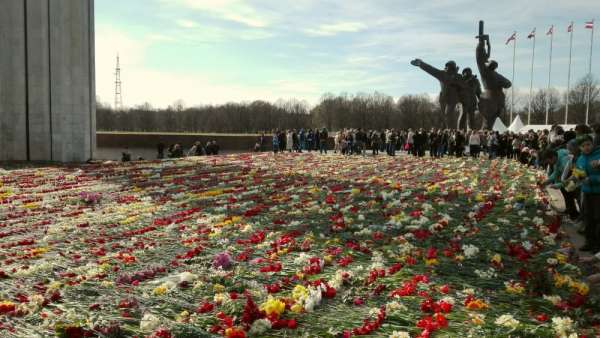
[0,0,95,162]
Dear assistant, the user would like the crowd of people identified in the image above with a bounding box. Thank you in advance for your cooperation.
[265,126,600,168]
[538,125,600,256]
[121,140,221,162]
[268,128,330,154]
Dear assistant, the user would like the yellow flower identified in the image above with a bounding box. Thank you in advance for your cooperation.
[425,258,439,266]
[213,284,225,293]
[260,296,286,317]
[153,285,167,296]
[469,313,486,325]
[31,247,49,257]
[324,255,333,264]
[555,253,567,265]
[553,273,572,288]
[572,168,587,179]
[176,310,190,323]
[291,303,304,313]
[466,299,489,311]
[292,285,308,301]
[569,281,589,296]
[505,281,525,294]
[24,202,39,209]
[351,188,361,196]
[490,254,502,265]
[455,255,465,262]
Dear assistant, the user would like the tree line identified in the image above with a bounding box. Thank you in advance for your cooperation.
[97,75,600,133]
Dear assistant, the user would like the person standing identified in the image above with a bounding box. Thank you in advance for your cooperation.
[272,130,280,154]
[407,128,415,155]
[319,128,329,154]
[157,141,165,159]
[455,131,465,157]
[469,131,481,158]
[287,130,294,153]
[371,131,380,155]
[575,135,600,253]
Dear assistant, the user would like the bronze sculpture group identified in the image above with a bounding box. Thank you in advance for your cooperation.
[411,21,511,130]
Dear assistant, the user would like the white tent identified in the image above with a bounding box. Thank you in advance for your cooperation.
[492,117,507,133]
[508,115,525,133]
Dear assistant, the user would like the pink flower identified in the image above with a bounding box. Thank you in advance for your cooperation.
[213,252,232,270]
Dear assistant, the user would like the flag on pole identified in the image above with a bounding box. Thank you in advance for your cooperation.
[528,28,536,39]
[505,32,516,45]
[567,22,573,32]
[546,25,554,35]
[585,21,594,29]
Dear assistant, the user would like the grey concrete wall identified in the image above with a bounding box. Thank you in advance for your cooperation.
[26,0,52,160]
[0,0,95,162]
[0,0,28,161]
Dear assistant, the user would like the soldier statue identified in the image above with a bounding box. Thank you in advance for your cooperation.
[410,59,464,129]
[459,67,482,130]
[476,21,512,129]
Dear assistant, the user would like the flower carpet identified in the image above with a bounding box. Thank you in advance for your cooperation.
[0,153,598,338]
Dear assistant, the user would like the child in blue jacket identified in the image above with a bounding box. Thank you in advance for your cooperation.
[575,135,600,252]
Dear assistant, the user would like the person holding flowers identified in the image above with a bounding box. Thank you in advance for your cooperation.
[575,135,600,253]
[540,147,578,220]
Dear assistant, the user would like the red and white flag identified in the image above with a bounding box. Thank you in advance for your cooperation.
[527,28,536,39]
[585,21,594,29]
[546,25,554,35]
[505,32,517,45]
[567,22,573,32]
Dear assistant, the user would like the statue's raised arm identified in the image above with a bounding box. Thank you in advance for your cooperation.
[411,59,446,83]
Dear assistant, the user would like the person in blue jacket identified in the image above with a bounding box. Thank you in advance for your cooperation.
[575,135,600,252]
[541,147,579,220]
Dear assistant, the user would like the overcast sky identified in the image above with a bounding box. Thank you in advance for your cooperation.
[95,0,599,108]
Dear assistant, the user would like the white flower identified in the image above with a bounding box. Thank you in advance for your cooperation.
[495,314,520,329]
[522,241,533,251]
[441,296,456,305]
[249,318,272,336]
[389,331,411,338]
[462,244,480,258]
[386,301,408,313]
[294,253,311,265]
[552,317,574,337]
[474,268,497,279]
[455,225,469,233]
[140,313,161,331]
[368,307,381,318]
[328,327,341,336]
[179,271,198,283]
[544,295,562,305]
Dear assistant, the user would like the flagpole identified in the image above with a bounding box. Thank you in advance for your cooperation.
[528,32,536,125]
[546,26,553,125]
[511,32,516,123]
[586,20,595,125]
[566,22,573,125]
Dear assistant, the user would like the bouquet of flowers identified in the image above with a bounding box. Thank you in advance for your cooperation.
[564,168,586,192]
[79,191,102,204]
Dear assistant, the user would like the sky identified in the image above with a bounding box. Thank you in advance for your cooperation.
[95,0,599,109]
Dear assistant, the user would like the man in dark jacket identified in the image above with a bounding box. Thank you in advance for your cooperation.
[319,128,328,154]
